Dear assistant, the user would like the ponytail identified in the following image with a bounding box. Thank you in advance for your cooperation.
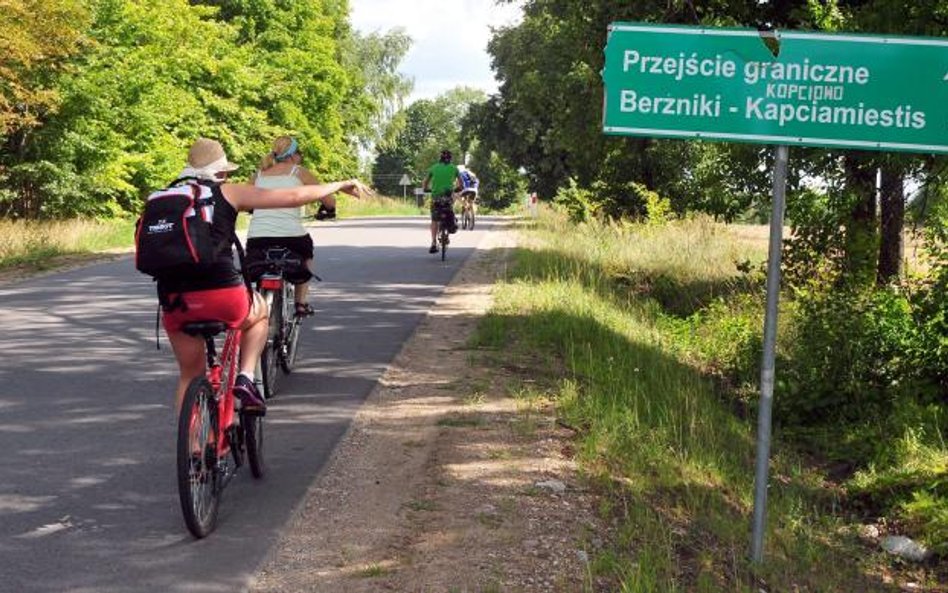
[258,136,297,172]
[258,152,277,171]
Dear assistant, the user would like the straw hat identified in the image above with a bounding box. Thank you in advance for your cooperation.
[180,138,239,180]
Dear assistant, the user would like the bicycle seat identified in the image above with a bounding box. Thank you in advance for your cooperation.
[181,321,228,338]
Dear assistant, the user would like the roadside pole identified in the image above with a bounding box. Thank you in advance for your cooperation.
[399,173,412,202]
[751,144,789,562]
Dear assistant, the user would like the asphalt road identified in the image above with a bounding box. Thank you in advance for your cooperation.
[0,216,499,593]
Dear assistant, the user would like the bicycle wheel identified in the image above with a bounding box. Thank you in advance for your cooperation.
[243,412,265,479]
[469,208,475,230]
[260,289,281,399]
[440,228,448,261]
[281,315,302,374]
[278,282,298,373]
[177,377,221,538]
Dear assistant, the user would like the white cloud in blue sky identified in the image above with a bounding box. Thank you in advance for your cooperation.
[350,0,523,101]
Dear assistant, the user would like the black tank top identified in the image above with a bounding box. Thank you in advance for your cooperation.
[156,180,243,295]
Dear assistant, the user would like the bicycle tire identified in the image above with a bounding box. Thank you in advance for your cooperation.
[177,377,221,538]
[469,209,475,230]
[260,289,281,399]
[243,413,265,479]
[440,228,447,261]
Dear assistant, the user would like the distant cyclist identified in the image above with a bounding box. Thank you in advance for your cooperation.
[422,149,462,253]
[246,136,328,317]
[457,165,479,219]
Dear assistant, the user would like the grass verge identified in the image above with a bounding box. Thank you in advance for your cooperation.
[473,210,944,592]
[0,218,135,271]
[0,195,419,274]
[334,193,424,217]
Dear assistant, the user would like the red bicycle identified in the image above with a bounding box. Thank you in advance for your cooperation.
[177,320,265,538]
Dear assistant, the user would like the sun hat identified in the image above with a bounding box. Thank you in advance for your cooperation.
[180,138,239,180]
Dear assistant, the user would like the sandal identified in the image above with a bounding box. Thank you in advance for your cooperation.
[295,302,315,317]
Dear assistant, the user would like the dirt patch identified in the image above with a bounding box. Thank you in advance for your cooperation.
[250,225,608,593]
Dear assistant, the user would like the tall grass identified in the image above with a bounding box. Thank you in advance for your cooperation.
[0,218,135,268]
[0,193,419,270]
[334,193,424,217]
[475,210,936,592]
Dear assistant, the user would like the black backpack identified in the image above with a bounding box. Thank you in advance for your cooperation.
[135,180,221,278]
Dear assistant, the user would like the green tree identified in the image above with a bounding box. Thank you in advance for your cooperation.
[0,0,405,217]
[0,0,88,136]
[371,87,485,196]
[341,28,413,151]
[480,0,805,211]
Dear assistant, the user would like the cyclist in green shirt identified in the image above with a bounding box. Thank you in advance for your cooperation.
[422,149,462,253]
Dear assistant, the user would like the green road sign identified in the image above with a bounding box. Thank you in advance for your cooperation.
[602,23,948,154]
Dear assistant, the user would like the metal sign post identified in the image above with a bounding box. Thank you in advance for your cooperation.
[399,173,412,200]
[751,143,789,562]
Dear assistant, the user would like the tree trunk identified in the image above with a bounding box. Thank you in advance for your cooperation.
[877,164,905,284]
[843,153,878,283]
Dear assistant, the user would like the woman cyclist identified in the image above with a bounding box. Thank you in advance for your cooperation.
[158,138,369,416]
[245,136,326,317]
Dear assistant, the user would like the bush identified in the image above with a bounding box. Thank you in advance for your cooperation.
[552,177,598,223]
[777,273,921,424]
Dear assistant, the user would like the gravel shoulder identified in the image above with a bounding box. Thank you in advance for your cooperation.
[250,224,604,593]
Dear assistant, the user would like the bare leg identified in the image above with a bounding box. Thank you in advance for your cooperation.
[430,219,438,244]
[295,259,313,304]
[239,291,268,375]
[167,330,207,414]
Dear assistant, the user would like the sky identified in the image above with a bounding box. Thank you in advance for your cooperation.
[349,0,523,102]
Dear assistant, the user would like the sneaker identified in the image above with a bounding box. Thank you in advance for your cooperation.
[428,244,438,254]
[233,375,266,416]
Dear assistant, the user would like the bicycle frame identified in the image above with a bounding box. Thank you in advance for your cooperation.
[178,320,267,538]
[201,327,242,458]
[254,247,309,397]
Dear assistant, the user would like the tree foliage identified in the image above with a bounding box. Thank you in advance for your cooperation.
[371,87,485,196]
[0,0,88,136]
[0,0,409,218]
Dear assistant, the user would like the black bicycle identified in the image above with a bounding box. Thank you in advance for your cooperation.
[254,248,310,399]
[433,195,454,261]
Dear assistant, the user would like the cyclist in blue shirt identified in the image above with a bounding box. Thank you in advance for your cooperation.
[457,165,479,221]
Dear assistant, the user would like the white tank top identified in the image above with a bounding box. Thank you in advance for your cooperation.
[247,167,307,238]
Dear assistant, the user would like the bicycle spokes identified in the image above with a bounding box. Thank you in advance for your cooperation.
[178,378,221,538]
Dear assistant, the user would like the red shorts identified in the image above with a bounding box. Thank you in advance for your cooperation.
[161,285,251,333]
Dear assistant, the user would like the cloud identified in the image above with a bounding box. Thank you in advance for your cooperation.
[350,0,522,100]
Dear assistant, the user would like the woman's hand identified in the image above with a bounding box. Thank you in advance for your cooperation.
[341,179,373,199]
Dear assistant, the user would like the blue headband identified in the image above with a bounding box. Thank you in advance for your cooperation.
[273,138,298,161]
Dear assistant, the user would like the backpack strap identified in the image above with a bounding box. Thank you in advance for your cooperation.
[171,177,253,296]
[232,231,252,295]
